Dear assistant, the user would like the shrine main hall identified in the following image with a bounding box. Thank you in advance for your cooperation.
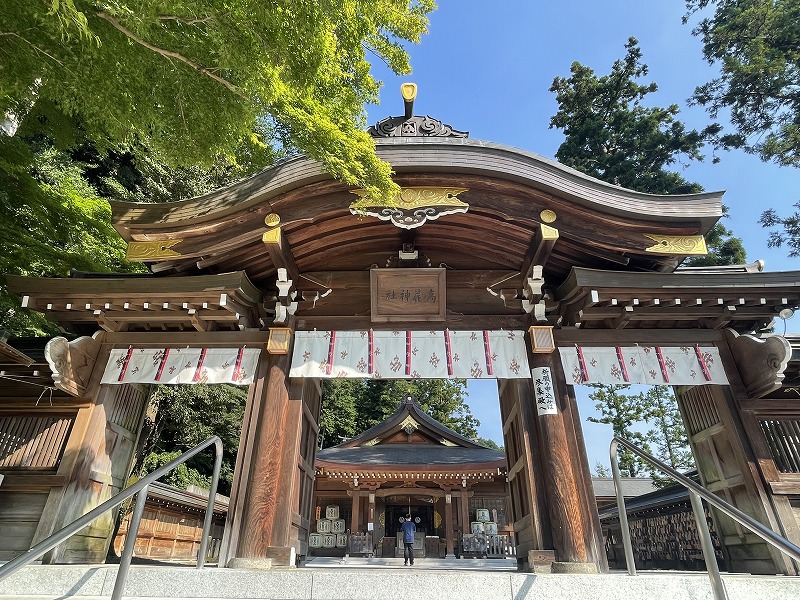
[2,87,800,575]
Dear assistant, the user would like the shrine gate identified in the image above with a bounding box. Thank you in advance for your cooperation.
[3,90,800,574]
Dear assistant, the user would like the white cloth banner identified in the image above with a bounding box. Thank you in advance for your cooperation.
[101,347,261,385]
[558,345,728,386]
[289,330,530,379]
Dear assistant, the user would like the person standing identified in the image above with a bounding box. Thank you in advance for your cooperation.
[401,514,416,566]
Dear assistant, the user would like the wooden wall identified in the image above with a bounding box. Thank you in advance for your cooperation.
[114,501,225,562]
[0,407,80,562]
[49,384,149,563]
[0,492,49,561]
[677,385,794,574]
[735,401,800,564]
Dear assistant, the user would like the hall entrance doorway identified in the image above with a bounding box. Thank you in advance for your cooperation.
[384,499,434,539]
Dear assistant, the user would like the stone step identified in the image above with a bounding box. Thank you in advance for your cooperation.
[0,564,798,600]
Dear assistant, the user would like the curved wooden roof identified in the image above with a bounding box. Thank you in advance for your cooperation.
[11,135,800,335]
[111,137,724,286]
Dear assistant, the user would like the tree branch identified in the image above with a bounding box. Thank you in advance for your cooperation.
[95,12,247,100]
[0,31,64,65]
[157,15,214,25]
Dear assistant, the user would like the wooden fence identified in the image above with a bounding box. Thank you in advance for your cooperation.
[461,533,516,558]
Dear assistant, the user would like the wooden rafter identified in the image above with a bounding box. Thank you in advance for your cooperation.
[555,267,800,331]
[7,272,264,335]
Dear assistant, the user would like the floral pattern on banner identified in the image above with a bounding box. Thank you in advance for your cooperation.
[101,348,261,385]
[289,330,530,379]
[557,345,728,386]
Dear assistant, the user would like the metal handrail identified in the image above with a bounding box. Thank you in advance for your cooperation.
[0,436,223,600]
[610,436,800,600]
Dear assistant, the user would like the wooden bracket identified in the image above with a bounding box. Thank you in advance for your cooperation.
[43,331,105,397]
[521,224,559,281]
[262,227,300,283]
[723,328,792,399]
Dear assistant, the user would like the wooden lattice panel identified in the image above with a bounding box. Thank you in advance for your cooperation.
[759,419,800,473]
[0,414,73,469]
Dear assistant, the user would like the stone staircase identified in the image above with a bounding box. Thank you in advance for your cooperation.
[0,562,799,600]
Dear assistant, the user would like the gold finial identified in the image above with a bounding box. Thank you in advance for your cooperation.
[402,83,417,119]
[401,83,417,101]
[264,213,281,227]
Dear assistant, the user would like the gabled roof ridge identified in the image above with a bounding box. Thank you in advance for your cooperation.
[335,395,486,450]
[405,399,485,449]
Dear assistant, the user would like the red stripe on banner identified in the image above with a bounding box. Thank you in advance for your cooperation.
[655,347,670,383]
[231,347,245,382]
[193,348,207,382]
[368,329,374,374]
[615,347,630,382]
[155,348,170,381]
[576,346,589,382]
[483,331,494,376]
[406,331,412,375]
[695,345,712,381]
[445,329,453,376]
[326,331,336,375]
[118,348,134,382]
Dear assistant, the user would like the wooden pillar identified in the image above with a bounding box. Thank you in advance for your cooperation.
[528,351,601,572]
[367,493,375,539]
[223,350,304,568]
[351,491,361,533]
[459,488,470,535]
[554,357,609,572]
[444,492,455,557]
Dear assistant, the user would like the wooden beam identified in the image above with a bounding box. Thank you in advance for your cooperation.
[299,270,522,290]
[571,305,781,322]
[295,315,530,331]
[521,224,559,281]
[262,227,300,282]
[104,330,269,346]
[554,328,723,344]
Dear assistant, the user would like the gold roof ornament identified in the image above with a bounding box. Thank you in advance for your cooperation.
[643,234,708,255]
[540,209,557,223]
[399,415,420,432]
[368,83,468,138]
[350,186,469,229]
[126,240,182,261]
[401,82,417,119]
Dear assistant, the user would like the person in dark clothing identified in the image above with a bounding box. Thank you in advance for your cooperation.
[400,514,416,566]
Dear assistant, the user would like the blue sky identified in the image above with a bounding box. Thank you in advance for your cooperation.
[364,1,800,469]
